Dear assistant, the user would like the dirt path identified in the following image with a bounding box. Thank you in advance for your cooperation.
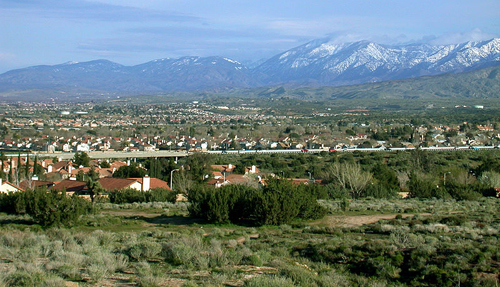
[102,210,431,229]
[313,213,431,228]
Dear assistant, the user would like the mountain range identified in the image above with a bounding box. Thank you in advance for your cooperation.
[0,38,499,99]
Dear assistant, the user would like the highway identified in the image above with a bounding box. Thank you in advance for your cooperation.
[4,150,189,160]
[3,145,498,159]
[204,145,499,154]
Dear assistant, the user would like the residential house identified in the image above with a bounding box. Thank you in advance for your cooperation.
[51,179,88,194]
[206,174,257,188]
[245,165,260,175]
[70,167,115,179]
[0,178,24,193]
[211,164,236,174]
[98,176,171,192]
[19,179,55,191]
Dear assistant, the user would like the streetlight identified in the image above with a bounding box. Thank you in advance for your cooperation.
[170,169,180,191]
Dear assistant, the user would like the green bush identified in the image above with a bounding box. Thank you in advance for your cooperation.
[188,184,257,224]
[254,179,327,225]
[109,188,177,204]
[188,179,326,225]
[0,188,93,227]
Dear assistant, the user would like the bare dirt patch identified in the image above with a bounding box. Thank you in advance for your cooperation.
[313,213,431,228]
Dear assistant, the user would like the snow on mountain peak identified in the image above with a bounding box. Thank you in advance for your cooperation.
[256,38,500,85]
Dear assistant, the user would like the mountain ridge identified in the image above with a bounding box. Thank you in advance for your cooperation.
[0,38,499,99]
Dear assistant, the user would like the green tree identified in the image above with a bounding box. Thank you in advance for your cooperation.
[322,162,373,198]
[113,165,147,178]
[24,155,30,180]
[0,151,6,181]
[184,153,214,183]
[146,158,162,178]
[408,172,449,199]
[254,179,326,225]
[371,163,400,191]
[73,151,90,167]
[87,178,104,203]
[99,160,110,168]
[14,188,93,227]
[188,180,326,225]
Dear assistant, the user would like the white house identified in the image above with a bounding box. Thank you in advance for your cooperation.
[0,178,23,193]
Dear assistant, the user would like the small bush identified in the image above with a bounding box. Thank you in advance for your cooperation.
[245,275,295,287]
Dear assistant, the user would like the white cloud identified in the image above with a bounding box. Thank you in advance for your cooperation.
[0,52,16,62]
[429,29,499,45]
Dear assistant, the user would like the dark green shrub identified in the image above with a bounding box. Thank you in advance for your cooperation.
[445,183,482,201]
[109,188,177,204]
[112,165,147,178]
[324,184,350,199]
[188,184,258,224]
[1,188,93,227]
[365,182,399,199]
[109,188,146,203]
[254,179,326,225]
[147,188,177,203]
[188,179,326,225]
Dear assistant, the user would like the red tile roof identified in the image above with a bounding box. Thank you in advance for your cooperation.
[51,180,88,192]
[130,178,171,190]
[19,180,55,190]
[98,178,135,191]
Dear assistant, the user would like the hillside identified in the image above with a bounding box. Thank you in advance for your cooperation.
[0,38,499,102]
[214,66,500,100]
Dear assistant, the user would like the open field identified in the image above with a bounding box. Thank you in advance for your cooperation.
[0,197,499,286]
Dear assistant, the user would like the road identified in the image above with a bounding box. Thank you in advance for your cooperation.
[5,150,189,160]
[3,145,498,159]
[204,145,499,154]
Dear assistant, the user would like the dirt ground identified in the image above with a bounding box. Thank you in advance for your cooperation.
[102,210,431,229]
[313,213,431,228]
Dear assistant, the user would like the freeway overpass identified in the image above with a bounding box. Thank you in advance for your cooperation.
[204,145,500,154]
[4,150,189,160]
[3,145,498,160]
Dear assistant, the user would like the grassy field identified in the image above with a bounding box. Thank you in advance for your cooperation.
[0,197,499,286]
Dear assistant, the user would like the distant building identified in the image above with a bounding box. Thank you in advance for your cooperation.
[0,178,24,193]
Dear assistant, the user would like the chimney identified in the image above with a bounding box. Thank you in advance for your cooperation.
[251,165,256,173]
[142,175,150,192]
[228,164,233,170]
[127,160,130,166]
[68,164,72,173]
[48,165,53,173]
[69,177,76,181]
[32,175,39,181]
[41,160,46,168]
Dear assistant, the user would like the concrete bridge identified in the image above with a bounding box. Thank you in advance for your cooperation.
[4,150,189,160]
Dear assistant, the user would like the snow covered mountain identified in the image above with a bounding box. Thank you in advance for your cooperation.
[253,38,500,86]
[0,38,499,95]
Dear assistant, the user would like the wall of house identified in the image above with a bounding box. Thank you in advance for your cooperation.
[0,183,21,193]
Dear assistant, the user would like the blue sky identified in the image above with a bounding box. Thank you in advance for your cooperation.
[0,0,499,73]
